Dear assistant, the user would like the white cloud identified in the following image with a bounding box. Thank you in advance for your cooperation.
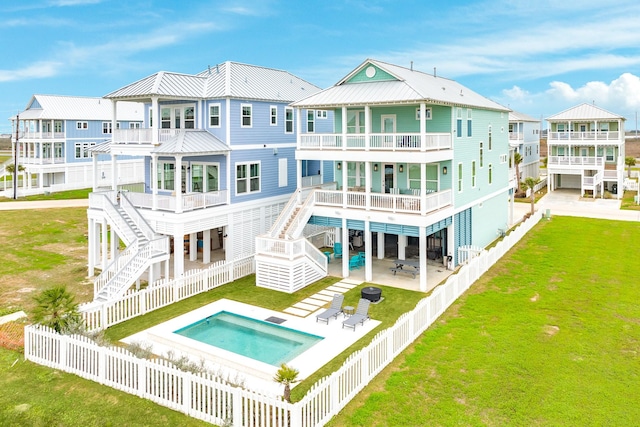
[0,61,62,82]
[48,0,102,6]
[502,86,531,102]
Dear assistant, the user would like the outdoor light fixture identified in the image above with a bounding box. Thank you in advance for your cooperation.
[337,162,341,170]
[399,164,404,173]
[443,166,448,175]
[374,163,378,171]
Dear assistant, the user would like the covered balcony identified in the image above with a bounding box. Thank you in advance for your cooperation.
[548,131,621,142]
[314,188,452,215]
[299,132,451,151]
[112,128,187,145]
[547,156,604,169]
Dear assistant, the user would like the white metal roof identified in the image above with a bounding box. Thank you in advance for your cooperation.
[292,59,509,112]
[106,61,322,103]
[152,130,229,156]
[11,95,144,122]
[509,111,539,122]
[546,103,625,121]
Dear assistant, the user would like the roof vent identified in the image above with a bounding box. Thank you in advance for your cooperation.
[410,61,413,71]
[208,65,211,75]
[460,89,463,96]
[434,67,436,78]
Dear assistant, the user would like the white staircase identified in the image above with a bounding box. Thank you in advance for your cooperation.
[255,189,329,292]
[93,192,169,302]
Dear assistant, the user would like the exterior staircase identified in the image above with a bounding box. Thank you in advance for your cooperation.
[255,189,329,293]
[92,192,169,302]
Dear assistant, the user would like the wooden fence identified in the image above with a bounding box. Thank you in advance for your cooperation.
[24,211,544,426]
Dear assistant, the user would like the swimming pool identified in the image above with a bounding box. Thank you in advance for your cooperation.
[173,311,324,366]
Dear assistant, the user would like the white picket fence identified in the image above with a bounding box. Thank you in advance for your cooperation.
[82,255,255,331]
[24,211,544,426]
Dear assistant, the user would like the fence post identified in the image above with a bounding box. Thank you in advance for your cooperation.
[138,357,147,397]
[139,290,146,316]
[289,402,301,427]
[59,333,67,369]
[98,346,106,385]
[100,303,107,330]
[182,371,192,416]
[330,373,339,418]
[232,387,242,427]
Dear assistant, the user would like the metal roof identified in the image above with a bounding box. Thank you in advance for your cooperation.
[546,103,625,121]
[11,95,144,121]
[292,59,509,111]
[152,130,229,156]
[509,111,539,122]
[87,141,112,154]
[106,61,322,103]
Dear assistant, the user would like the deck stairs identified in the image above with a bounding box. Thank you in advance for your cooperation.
[255,189,328,292]
[93,192,169,302]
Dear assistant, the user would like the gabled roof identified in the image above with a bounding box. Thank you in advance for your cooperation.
[509,111,539,122]
[546,103,625,121]
[152,130,229,156]
[11,95,144,121]
[292,59,509,112]
[106,61,322,103]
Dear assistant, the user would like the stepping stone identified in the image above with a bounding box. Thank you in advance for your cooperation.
[332,282,357,290]
[317,290,340,297]
[301,297,326,307]
[292,302,318,311]
[325,285,347,293]
[283,307,310,317]
[311,293,334,302]
[340,279,362,285]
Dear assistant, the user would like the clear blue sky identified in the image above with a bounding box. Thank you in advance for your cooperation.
[2,0,640,134]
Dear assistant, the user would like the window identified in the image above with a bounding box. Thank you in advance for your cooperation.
[184,107,194,129]
[102,122,112,134]
[209,104,220,127]
[488,164,493,184]
[116,122,121,130]
[471,161,476,188]
[54,142,63,158]
[307,110,315,133]
[408,164,421,189]
[241,104,252,127]
[347,110,365,134]
[76,121,88,130]
[189,163,219,192]
[157,163,175,191]
[488,126,492,150]
[270,106,277,126]
[415,107,432,120]
[457,163,463,192]
[54,120,63,132]
[500,154,507,163]
[467,109,472,137]
[479,141,484,167]
[606,148,614,162]
[316,110,327,119]
[236,162,260,194]
[161,107,171,129]
[456,109,462,137]
[129,122,141,129]
[74,142,95,159]
[285,107,293,133]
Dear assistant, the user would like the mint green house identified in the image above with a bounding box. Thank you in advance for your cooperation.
[255,59,511,292]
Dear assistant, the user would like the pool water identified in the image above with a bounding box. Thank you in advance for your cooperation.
[173,311,323,366]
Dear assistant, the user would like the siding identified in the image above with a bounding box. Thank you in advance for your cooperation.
[229,99,298,145]
[471,191,509,248]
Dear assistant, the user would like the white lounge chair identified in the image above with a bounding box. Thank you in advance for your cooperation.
[342,298,371,331]
[316,294,344,324]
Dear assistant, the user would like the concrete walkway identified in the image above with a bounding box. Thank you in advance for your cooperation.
[0,199,89,210]
[283,279,361,317]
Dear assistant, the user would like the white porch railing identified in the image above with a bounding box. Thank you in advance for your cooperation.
[19,156,66,165]
[25,212,544,427]
[508,132,524,141]
[112,128,186,144]
[583,172,602,187]
[547,156,604,168]
[103,190,228,212]
[314,189,452,215]
[14,131,65,140]
[299,133,451,151]
[548,131,620,141]
[301,174,322,187]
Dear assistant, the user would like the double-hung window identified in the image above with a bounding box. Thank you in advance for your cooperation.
[488,126,492,150]
[307,110,315,133]
[270,106,277,126]
[471,161,476,188]
[241,104,252,127]
[488,164,493,184]
[209,104,220,127]
[457,163,463,192]
[236,162,260,194]
[77,121,88,130]
[102,122,112,134]
[285,107,293,133]
[456,109,462,137]
[467,109,472,137]
[479,141,484,167]
[74,142,95,159]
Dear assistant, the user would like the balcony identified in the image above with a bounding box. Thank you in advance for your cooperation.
[548,131,621,142]
[14,131,65,140]
[299,132,451,151]
[314,188,452,215]
[547,156,604,169]
[112,128,184,145]
[509,132,524,141]
[123,190,228,213]
[20,156,66,165]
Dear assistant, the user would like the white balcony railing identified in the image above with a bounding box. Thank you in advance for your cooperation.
[508,132,524,141]
[547,156,604,168]
[314,188,452,215]
[117,190,228,212]
[548,131,620,142]
[299,133,452,151]
[20,156,66,165]
[112,128,183,145]
[14,131,65,140]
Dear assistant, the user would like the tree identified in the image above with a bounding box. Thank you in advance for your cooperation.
[512,152,523,194]
[5,163,25,174]
[524,177,539,215]
[625,156,636,178]
[32,286,82,333]
[273,363,299,403]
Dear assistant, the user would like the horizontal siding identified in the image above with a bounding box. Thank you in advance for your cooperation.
[229,99,298,145]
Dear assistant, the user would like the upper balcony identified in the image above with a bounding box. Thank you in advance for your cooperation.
[13,131,65,141]
[547,156,604,169]
[299,132,451,152]
[112,128,187,145]
[90,190,228,214]
[547,131,621,143]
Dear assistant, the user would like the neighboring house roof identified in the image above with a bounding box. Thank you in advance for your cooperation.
[546,103,626,121]
[151,130,229,156]
[291,59,509,112]
[87,141,112,155]
[11,94,144,121]
[105,61,322,103]
[509,111,539,122]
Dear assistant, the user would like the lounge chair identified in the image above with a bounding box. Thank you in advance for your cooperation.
[333,242,343,259]
[342,298,371,331]
[316,294,344,324]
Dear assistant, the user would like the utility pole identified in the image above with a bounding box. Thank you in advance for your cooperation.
[13,113,19,200]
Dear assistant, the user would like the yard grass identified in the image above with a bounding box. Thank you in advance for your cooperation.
[0,188,91,202]
[620,189,640,210]
[329,216,640,426]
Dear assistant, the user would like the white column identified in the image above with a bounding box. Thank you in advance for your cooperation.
[111,154,118,191]
[101,220,108,270]
[92,154,98,191]
[297,158,302,190]
[364,105,370,151]
[420,103,426,145]
[364,220,372,282]
[341,106,347,151]
[88,217,95,276]
[342,219,349,278]
[377,232,385,259]
[151,97,158,145]
[174,226,185,278]
[203,229,211,264]
[189,232,197,262]
[447,223,455,269]
[151,154,158,210]
[175,155,183,213]
[398,235,407,260]
[110,232,118,262]
[419,227,427,292]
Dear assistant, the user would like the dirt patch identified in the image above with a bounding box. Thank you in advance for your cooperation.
[543,325,560,336]
[530,293,539,302]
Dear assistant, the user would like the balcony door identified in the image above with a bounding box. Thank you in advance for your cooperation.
[381,114,396,146]
[384,164,396,193]
[160,105,195,130]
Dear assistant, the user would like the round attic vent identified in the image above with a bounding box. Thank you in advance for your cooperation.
[365,66,376,78]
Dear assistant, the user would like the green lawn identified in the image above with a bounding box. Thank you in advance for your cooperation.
[330,217,640,426]
[0,188,91,202]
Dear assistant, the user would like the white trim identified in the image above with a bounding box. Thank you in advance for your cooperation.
[270,105,278,126]
[235,160,261,195]
[241,103,252,128]
[209,103,221,128]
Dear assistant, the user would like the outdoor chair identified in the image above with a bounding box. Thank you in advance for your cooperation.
[316,294,345,324]
[342,298,371,331]
[349,255,361,270]
[333,242,343,259]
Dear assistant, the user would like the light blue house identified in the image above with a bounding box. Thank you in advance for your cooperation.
[509,110,541,183]
[86,62,327,300]
[6,95,144,196]
[255,59,512,292]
